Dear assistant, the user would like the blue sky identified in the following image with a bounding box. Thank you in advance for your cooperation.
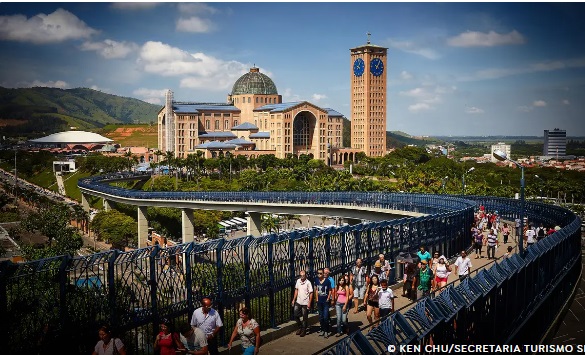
[0,2,584,136]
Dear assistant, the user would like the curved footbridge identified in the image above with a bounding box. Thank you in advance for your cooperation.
[78,173,462,248]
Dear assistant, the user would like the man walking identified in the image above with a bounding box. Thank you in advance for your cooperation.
[349,258,367,314]
[486,228,498,260]
[416,259,434,300]
[190,298,223,355]
[454,250,472,281]
[314,268,333,338]
[377,279,394,320]
[291,270,313,337]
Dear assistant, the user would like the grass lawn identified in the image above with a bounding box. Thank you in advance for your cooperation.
[27,169,56,189]
[62,171,89,201]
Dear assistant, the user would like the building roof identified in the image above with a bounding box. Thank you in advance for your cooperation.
[198,131,237,138]
[254,101,305,113]
[225,138,254,145]
[324,108,344,117]
[232,122,259,130]
[173,103,240,113]
[231,67,278,95]
[29,131,113,144]
[249,131,270,138]
[195,140,238,149]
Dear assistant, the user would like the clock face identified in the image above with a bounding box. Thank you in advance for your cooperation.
[353,58,365,77]
[370,58,384,77]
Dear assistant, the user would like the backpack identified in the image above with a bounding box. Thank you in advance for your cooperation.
[538,228,545,237]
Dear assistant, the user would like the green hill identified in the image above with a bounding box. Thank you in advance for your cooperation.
[0,87,161,138]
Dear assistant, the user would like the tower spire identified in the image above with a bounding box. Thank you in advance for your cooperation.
[366,32,371,44]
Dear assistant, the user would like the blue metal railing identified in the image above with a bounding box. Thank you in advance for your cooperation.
[0,174,580,354]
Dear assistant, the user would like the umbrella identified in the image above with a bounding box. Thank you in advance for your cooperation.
[396,251,419,264]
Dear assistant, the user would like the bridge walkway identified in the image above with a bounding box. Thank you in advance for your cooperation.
[220,230,514,355]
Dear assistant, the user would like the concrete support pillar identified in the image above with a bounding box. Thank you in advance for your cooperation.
[81,193,90,212]
[103,199,112,212]
[137,206,149,248]
[181,208,195,244]
[247,212,262,237]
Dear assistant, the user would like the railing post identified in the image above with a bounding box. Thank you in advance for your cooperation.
[149,245,159,325]
[59,255,70,333]
[244,237,251,310]
[268,236,276,328]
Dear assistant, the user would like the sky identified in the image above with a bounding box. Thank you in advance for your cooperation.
[0,2,584,137]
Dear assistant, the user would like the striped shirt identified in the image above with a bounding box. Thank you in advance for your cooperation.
[487,233,498,246]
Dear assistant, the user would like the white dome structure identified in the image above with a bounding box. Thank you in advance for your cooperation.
[30,131,113,144]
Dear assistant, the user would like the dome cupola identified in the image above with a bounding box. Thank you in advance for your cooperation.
[231,66,278,95]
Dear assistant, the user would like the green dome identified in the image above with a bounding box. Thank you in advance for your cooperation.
[231,67,278,95]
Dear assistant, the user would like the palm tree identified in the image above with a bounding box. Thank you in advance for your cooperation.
[261,214,281,234]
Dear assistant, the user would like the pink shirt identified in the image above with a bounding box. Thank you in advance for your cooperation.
[336,287,347,304]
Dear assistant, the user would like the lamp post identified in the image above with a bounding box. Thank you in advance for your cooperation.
[493,149,524,256]
[462,167,475,195]
[441,176,449,194]
[534,174,545,200]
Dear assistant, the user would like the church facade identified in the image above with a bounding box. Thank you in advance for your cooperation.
[158,39,387,164]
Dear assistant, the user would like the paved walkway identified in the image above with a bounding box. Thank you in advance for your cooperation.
[245,233,515,355]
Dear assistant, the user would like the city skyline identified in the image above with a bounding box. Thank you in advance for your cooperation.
[0,2,584,136]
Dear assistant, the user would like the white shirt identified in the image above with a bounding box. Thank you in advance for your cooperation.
[378,287,394,310]
[294,277,314,306]
[191,307,223,336]
[454,256,472,276]
[526,229,536,243]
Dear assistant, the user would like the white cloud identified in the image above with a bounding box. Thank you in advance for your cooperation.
[30,80,70,89]
[138,41,252,91]
[459,57,585,81]
[312,94,327,102]
[110,3,160,10]
[562,99,570,105]
[465,106,485,114]
[517,105,533,112]
[385,39,440,60]
[80,39,139,59]
[400,85,456,112]
[177,3,218,15]
[447,30,525,47]
[408,103,432,112]
[176,16,214,33]
[0,8,98,44]
[533,100,547,107]
[282,88,301,102]
[133,88,167,104]
[400,71,413,80]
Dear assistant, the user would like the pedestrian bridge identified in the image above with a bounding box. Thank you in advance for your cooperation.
[0,173,580,354]
[78,172,470,247]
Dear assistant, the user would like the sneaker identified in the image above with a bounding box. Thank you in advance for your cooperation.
[318,331,324,336]
[324,332,330,339]
[300,329,306,337]
[296,328,303,335]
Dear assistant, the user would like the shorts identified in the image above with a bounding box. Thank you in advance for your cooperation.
[367,300,379,307]
[353,285,366,299]
[435,276,448,283]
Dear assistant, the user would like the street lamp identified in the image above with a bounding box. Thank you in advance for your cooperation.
[493,149,524,256]
[534,174,545,200]
[441,176,449,194]
[462,167,475,195]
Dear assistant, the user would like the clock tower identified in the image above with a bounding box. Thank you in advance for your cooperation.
[350,33,387,157]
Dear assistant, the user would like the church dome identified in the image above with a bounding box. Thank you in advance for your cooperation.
[231,67,278,95]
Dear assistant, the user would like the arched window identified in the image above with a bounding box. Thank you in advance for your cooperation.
[205,120,210,129]
[225,120,229,130]
[215,120,220,129]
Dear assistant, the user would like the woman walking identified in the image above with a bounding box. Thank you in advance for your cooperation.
[363,274,380,330]
[501,223,510,244]
[228,307,261,355]
[432,256,451,291]
[334,275,350,337]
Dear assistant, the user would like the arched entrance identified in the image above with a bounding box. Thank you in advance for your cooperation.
[292,111,317,155]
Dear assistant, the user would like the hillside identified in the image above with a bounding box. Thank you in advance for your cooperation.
[0,87,161,138]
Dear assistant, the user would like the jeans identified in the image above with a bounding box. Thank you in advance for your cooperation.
[294,303,309,329]
[335,302,348,334]
[317,301,329,332]
[243,345,256,355]
[487,245,496,259]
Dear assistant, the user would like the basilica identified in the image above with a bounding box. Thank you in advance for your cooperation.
[158,39,387,164]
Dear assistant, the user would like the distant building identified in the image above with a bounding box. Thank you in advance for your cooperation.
[491,142,511,163]
[544,128,566,158]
